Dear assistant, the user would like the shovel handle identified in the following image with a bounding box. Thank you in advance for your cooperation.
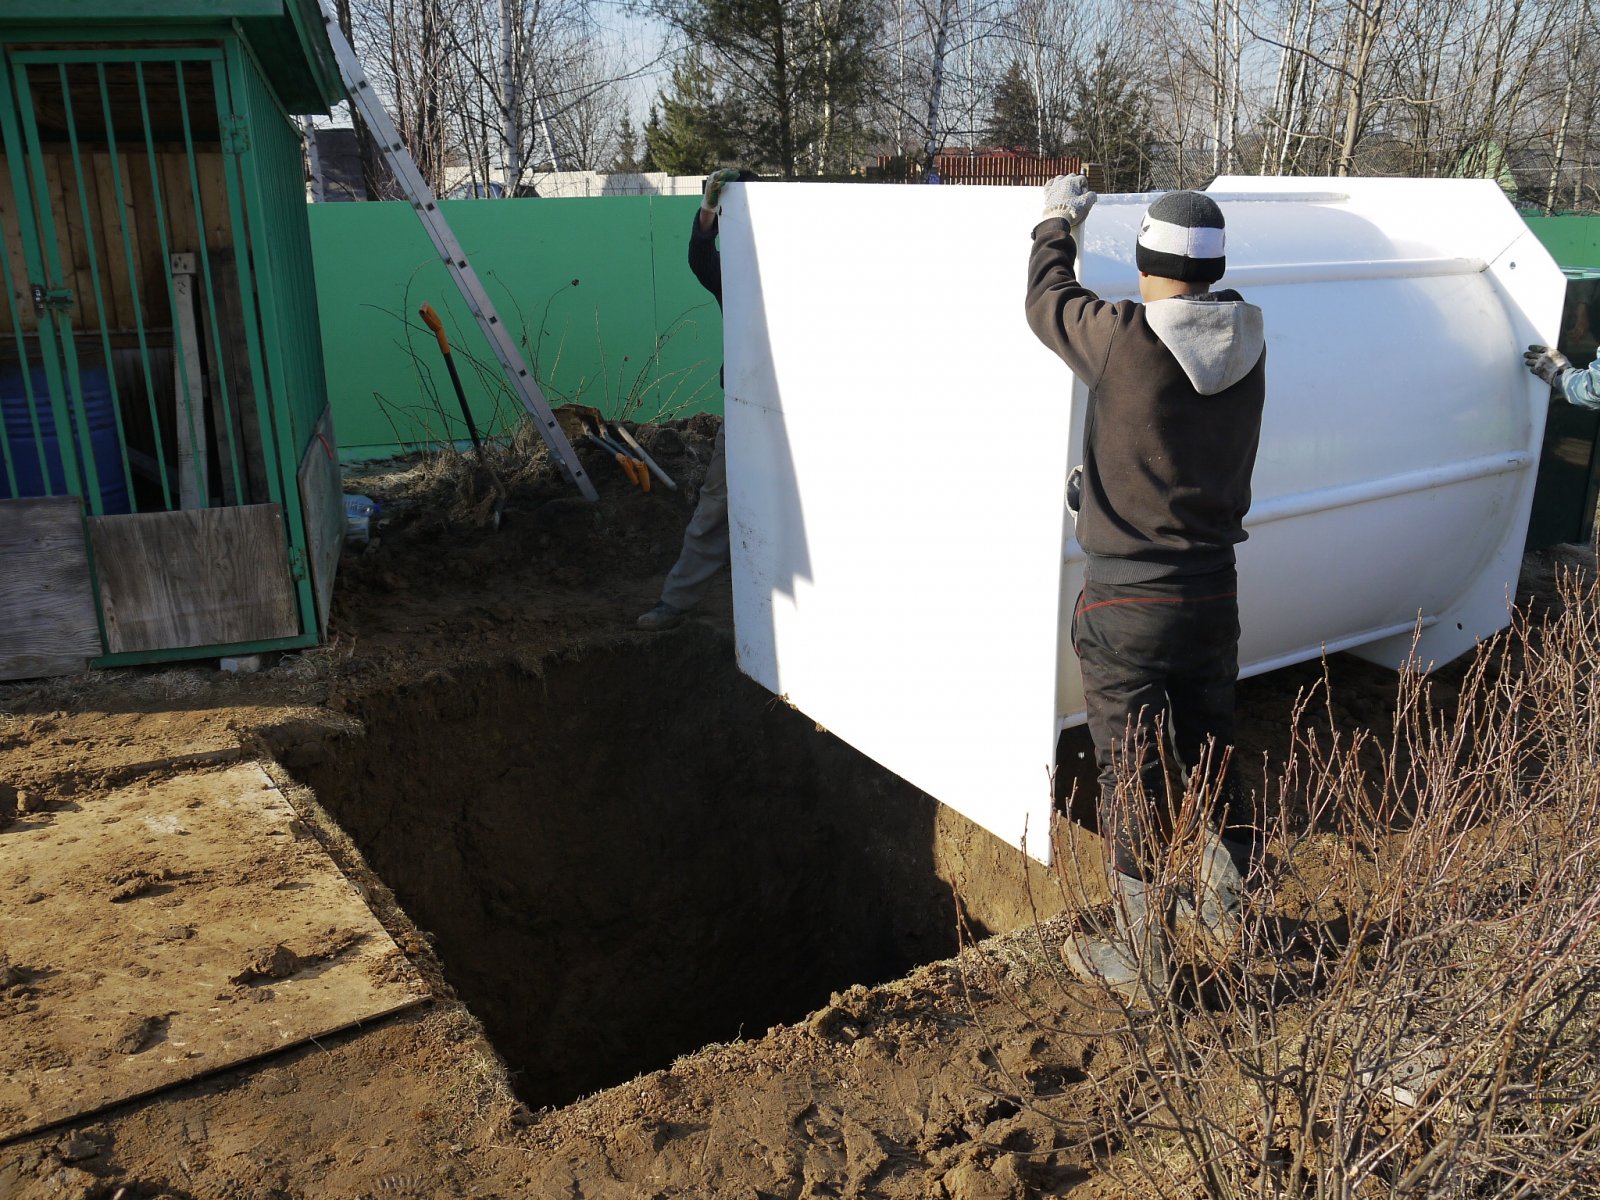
[418,303,450,355]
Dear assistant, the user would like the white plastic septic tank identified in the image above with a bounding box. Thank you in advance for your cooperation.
[718,176,1564,865]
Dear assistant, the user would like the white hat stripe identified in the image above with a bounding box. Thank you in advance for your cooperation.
[1138,217,1225,260]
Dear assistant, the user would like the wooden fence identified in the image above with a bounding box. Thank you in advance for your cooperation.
[874,152,1104,190]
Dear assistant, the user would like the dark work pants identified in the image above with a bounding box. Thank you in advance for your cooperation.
[1072,567,1246,878]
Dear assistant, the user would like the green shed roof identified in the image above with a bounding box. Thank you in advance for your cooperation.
[0,0,344,113]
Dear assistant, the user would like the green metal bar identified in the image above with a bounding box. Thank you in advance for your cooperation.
[57,63,139,512]
[91,630,318,671]
[11,60,93,506]
[10,48,231,66]
[134,60,204,511]
[222,35,318,636]
[209,56,278,508]
[5,2,282,20]
[1,25,242,47]
[0,51,58,499]
[0,73,46,497]
[97,62,172,510]
[228,25,331,453]
[176,60,246,504]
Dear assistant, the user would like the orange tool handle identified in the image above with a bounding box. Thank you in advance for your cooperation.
[418,303,450,355]
[615,453,641,486]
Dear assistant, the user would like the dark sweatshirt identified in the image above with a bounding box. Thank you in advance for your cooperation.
[689,213,721,306]
[689,212,724,388]
[1025,217,1266,583]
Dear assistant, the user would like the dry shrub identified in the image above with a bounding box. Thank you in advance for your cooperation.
[367,415,560,530]
[983,570,1600,1198]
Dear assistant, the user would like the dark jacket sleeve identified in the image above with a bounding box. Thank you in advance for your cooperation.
[1024,217,1126,388]
[688,213,722,307]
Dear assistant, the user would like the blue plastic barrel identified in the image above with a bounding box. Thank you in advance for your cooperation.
[0,362,131,514]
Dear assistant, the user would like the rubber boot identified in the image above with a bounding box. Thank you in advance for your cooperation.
[1177,828,1245,951]
[1061,873,1170,1007]
[636,601,687,631]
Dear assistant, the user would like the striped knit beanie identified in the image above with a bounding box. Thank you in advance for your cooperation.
[1136,191,1226,283]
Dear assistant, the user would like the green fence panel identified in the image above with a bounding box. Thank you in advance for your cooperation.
[309,194,721,460]
[1525,213,1600,271]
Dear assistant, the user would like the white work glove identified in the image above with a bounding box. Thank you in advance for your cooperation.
[1525,344,1572,387]
[702,168,741,214]
[1042,174,1097,225]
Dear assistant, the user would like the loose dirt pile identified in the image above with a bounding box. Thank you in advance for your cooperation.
[1,419,1593,1199]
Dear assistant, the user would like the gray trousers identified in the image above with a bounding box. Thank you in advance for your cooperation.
[660,423,728,610]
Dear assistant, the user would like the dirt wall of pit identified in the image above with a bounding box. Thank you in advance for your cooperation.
[274,626,1062,1109]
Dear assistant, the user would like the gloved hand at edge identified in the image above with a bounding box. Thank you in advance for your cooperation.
[1525,344,1572,387]
[702,168,742,214]
[1042,174,1097,226]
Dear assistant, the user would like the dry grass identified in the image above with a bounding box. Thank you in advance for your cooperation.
[966,569,1600,1199]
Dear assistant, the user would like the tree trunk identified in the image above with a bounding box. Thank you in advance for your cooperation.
[1279,0,1319,173]
[339,0,391,199]
[814,0,834,174]
[536,94,561,171]
[1335,0,1385,176]
[774,5,796,177]
[1259,0,1302,174]
[1547,66,1575,213]
[1227,0,1242,173]
[921,0,953,178]
[501,0,521,189]
[1211,0,1224,175]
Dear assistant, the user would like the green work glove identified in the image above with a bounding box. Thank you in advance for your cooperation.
[1525,344,1572,387]
[1042,174,1097,225]
[702,168,741,214]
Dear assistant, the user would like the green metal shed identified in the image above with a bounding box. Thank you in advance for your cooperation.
[0,0,344,680]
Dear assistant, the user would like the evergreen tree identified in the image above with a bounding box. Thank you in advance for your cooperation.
[651,0,879,177]
[1065,43,1154,192]
[990,60,1042,152]
[610,110,643,173]
[644,53,731,175]
[640,107,661,172]
[989,59,1070,156]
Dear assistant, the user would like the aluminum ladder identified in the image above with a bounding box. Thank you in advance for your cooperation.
[315,6,597,501]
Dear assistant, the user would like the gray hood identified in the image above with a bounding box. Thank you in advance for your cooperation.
[1145,294,1265,396]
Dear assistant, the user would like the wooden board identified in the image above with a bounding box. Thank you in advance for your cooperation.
[0,761,429,1142]
[0,497,101,681]
[0,153,37,339]
[2,149,232,339]
[170,253,210,509]
[297,405,343,637]
[88,504,300,654]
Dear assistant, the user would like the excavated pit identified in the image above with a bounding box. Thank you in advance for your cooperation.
[283,625,1045,1111]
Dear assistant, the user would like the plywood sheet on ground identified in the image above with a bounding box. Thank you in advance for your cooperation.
[0,497,101,682]
[89,505,300,653]
[0,761,428,1142]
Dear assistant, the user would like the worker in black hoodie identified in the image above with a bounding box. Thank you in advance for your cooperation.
[1025,177,1266,1003]
[638,168,743,631]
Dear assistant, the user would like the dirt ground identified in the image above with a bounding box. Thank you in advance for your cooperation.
[1,419,1593,1200]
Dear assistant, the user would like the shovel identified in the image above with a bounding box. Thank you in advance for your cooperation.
[419,303,505,528]
[419,303,484,455]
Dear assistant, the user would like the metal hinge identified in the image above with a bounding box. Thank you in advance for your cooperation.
[30,283,75,314]
[287,545,308,581]
[221,115,250,155]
